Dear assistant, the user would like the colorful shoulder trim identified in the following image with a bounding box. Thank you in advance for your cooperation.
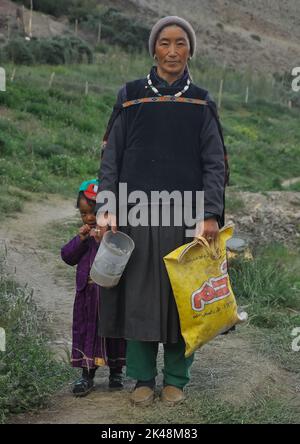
[122,96,208,108]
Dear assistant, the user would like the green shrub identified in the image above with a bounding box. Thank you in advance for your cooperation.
[85,8,150,52]
[31,143,66,159]
[3,39,35,65]
[47,154,95,177]
[95,42,109,54]
[11,0,75,17]
[0,192,23,216]
[1,37,93,65]
[251,34,262,42]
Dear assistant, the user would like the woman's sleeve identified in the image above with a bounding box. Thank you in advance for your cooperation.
[95,86,127,214]
[61,235,89,266]
[199,99,226,221]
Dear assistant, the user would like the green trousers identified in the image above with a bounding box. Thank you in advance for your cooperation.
[126,336,194,389]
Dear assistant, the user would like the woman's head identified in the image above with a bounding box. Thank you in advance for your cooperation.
[76,180,99,227]
[149,16,196,74]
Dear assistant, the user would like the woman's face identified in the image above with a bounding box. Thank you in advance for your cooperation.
[154,25,191,77]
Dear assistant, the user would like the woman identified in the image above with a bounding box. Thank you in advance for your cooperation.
[95,16,226,407]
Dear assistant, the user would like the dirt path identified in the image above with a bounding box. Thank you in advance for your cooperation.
[1,195,299,424]
[0,195,75,344]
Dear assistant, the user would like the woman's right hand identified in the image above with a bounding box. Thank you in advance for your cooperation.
[96,211,118,236]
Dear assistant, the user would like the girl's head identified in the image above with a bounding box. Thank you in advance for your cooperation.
[76,180,99,227]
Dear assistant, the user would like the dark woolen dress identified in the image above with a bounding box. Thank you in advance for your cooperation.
[96,66,225,344]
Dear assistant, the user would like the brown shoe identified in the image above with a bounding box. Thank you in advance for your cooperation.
[161,385,185,406]
[130,386,155,407]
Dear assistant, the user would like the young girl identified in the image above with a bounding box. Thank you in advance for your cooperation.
[61,179,126,397]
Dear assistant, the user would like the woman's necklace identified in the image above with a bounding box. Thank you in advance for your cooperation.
[146,73,191,98]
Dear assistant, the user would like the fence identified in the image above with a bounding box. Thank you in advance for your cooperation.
[3,63,296,112]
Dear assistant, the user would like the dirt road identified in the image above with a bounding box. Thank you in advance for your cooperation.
[1,194,299,424]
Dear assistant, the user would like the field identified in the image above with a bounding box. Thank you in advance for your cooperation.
[0,44,300,424]
[1,47,300,220]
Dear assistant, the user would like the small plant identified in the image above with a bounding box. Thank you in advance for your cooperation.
[98,8,150,52]
[251,34,261,42]
[0,254,76,423]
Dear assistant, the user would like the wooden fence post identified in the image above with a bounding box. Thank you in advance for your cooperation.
[218,79,224,110]
[10,67,16,82]
[85,81,89,96]
[29,0,33,37]
[7,16,10,41]
[97,22,102,44]
[48,72,55,89]
[245,86,249,104]
[0,68,6,92]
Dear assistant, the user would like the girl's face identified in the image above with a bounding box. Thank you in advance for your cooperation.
[78,197,96,227]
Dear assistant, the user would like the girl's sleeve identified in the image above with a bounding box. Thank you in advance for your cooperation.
[61,235,89,266]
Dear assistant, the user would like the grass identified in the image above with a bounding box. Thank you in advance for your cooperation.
[0,186,34,221]
[0,47,299,217]
[229,242,300,373]
[37,217,81,285]
[230,243,300,318]
[39,218,80,255]
[0,253,76,423]
[138,394,299,424]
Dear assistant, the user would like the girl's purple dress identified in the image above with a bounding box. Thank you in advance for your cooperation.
[61,235,126,370]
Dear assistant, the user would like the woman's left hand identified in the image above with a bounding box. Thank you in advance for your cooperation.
[194,218,219,243]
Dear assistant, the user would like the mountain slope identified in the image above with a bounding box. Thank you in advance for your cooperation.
[1,0,299,74]
[103,0,300,74]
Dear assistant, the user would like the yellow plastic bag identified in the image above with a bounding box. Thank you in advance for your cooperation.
[163,222,242,357]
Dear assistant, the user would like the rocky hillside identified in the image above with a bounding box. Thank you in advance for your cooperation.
[0,0,70,40]
[103,0,300,74]
[1,0,300,74]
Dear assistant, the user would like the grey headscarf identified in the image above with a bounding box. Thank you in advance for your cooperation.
[148,16,197,59]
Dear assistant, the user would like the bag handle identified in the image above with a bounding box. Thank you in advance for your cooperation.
[178,235,221,263]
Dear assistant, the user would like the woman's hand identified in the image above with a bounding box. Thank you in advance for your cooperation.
[78,224,92,241]
[194,217,219,243]
[96,211,118,237]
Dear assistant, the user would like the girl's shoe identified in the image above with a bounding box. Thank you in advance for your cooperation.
[108,371,124,390]
[72,377,94,397]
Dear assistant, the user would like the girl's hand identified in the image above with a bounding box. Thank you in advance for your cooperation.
[79,224,91,241]
[89,227,103,243]
[194,218,219,243]
[96,211,118,236]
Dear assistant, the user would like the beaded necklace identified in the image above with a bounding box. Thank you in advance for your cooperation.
[146,72,191,98]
